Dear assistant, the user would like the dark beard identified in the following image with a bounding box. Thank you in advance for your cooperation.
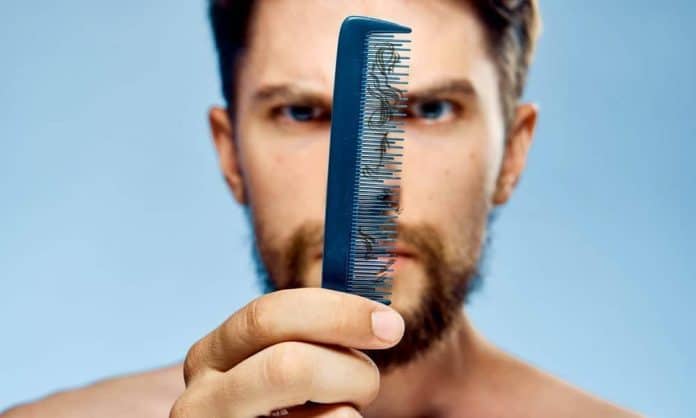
[362,223,482,371]
[245,207,492,371]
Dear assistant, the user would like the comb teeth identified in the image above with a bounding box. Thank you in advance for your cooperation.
[348,32,410,304]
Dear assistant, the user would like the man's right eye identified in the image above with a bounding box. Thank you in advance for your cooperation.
[275,105,330,123]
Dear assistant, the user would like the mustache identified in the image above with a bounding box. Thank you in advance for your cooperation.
[279,221,450,290]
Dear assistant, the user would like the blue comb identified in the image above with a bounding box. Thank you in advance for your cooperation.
[321,16,411,305]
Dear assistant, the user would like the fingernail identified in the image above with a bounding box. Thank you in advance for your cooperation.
[371,309,404,343]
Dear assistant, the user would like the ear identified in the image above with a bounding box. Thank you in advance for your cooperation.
[492,103,538,205]
[209,106,247,205]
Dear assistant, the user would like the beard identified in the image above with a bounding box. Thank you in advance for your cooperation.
[245,207,492,372]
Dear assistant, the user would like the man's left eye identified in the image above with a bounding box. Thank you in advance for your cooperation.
[278,105,328,123]
[410,99,456,122]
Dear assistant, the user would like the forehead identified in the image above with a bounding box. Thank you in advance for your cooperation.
[240,0,493,96]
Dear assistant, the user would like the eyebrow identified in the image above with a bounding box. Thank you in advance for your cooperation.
[250,78,477,108]
[406,79,478,103]
[251,84,331,108]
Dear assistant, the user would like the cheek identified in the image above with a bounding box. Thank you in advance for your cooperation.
[400,124,491,226]
[399,120,497,267]
[239,128,330,243]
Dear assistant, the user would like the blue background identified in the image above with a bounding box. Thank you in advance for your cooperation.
[1,1,694,416]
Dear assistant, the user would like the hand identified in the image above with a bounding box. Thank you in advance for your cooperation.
[169,288,405,418]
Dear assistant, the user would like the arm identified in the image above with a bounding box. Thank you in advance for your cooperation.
[2,364,184,418]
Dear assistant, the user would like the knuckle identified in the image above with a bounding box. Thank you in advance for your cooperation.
[169,396,193,418]
[183,341,205,385]
[264,342,313,389]
[332,296,352,333]
[244,297,272,341]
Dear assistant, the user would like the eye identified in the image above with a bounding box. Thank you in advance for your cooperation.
[276,105,329,123]
[410,99,457,122]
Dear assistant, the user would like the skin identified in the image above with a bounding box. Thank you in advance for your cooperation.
[3,1,641,417]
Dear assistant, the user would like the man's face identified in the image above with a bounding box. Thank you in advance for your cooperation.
[210,0,536,369]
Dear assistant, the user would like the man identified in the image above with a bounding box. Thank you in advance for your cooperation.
[3,1,640,417]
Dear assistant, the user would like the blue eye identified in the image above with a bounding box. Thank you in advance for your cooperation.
[411,100,455,121]
[279,105,328,122]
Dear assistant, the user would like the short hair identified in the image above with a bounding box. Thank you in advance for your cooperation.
[209,0,541,125]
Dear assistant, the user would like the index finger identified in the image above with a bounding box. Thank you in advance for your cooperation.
[185,288,404,379]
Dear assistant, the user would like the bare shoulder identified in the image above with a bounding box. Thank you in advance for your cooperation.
[531,371,644,418]
[1,364,184,418]
[475,343,643,418]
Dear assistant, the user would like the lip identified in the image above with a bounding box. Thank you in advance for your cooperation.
[392,243,417,259]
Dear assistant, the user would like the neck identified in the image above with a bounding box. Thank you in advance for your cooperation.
[362,309,631,418]
[364,310,484,417]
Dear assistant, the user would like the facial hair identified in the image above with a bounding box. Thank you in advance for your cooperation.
[245,207,492,371]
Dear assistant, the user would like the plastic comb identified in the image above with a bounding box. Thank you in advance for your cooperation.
[321,16,411,305]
